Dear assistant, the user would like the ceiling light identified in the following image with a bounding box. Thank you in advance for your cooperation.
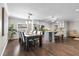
[25,21,27,24]
[51,17,57,22]
[75,9,79,11]
[28,21,31,24]
[51,16,63,22]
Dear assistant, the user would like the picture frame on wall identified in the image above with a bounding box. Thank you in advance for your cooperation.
[0,7,5,36]
[2,7,4,36]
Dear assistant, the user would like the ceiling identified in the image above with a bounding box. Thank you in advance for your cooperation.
[7,3,79,21]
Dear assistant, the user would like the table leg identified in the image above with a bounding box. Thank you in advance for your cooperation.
[39,36,42,47]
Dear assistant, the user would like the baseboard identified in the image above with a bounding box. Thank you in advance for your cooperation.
[1,39,8,56]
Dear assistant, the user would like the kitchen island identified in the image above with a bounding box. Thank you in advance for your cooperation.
[44,31,55,43]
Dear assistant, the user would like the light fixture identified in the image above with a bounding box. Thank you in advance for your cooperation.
[28,12,32,19]
[28,21,31,24]
[51,16,57,22]
[51,17,57,22]
[51,16,63,22]
[75,9,79,11]
[25,21,27,24]
[25,12,32,24]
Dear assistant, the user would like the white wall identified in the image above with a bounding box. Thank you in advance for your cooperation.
[33,20,51,30]
[9,17,51,39]
[9,16,70,39]
[0,4,8,56]
[69,20,79,32]
[9,17,27,39]
[49,23,55,31]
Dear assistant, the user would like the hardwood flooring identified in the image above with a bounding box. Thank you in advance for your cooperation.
[3,38,79,56]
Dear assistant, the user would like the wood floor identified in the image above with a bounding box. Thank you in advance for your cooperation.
[3,38,79,56]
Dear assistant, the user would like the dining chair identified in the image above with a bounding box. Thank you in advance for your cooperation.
[19,32,27,50]
[22,32,35,50]
[33,31,41,47]
[54,32,64,43]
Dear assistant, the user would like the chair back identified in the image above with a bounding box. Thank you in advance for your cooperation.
[19,32,21,38]
[19,32,25,43]
[19,32,21,43]
[21,32,26,42]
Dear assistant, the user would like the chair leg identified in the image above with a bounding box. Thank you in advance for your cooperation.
[34,40,39,47]
[26,41,35,50]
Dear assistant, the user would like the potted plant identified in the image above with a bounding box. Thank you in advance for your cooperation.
[40,25,45,35]
[8,24,17,40]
